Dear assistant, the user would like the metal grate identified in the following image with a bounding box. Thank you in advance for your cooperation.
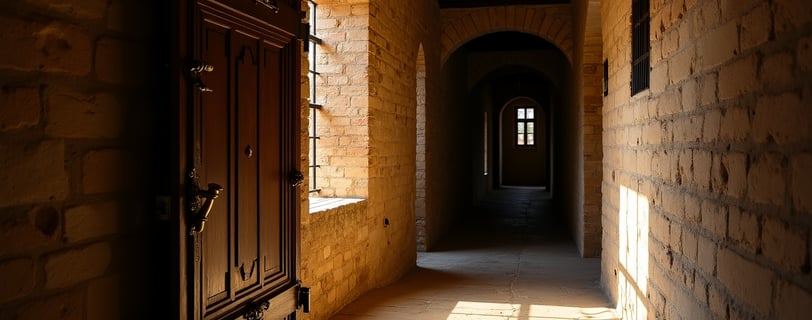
[631,0,650,95]
[307,0,321,193]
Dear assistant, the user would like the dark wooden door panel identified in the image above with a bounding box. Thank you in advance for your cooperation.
[259,42,283,279]
[197,18,232,307]
[233,32,261,295]
[188,0,300,319]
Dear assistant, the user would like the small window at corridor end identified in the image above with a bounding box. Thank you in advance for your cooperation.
[515,106,535,146]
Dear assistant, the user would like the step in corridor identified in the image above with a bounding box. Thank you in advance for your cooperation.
[330,188,621,320]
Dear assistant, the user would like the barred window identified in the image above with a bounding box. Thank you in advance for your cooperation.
[631,0,650,95]
[307,0,322,192]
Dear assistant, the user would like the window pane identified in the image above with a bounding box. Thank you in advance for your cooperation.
[517,122,524,134]
[527,134,535,145]
[308,1,316,28]
[527,108,534,119]
[517,134,525,145]
[517,108,525,119]
[307,72,315,102]
[527,122,534,134]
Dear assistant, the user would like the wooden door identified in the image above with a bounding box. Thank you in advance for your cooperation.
[184,1,301,319]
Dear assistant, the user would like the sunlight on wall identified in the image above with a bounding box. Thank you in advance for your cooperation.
[447,301,618,319]
[616,185,650,319]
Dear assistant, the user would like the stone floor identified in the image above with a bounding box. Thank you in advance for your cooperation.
[329,188,620,320]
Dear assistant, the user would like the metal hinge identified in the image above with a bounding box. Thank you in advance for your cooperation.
[299,21,310,52]
[297,283,311,313]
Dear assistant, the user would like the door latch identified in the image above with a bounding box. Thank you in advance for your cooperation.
[187,168,223,235]
[188,61,214,92]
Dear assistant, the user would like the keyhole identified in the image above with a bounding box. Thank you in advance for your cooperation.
[245,146,253,159]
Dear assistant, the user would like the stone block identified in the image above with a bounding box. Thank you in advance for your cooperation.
[753,92,809,145]
[747,153,786,206]
[0,86,40,131]
[46,91,123,139]
[775,280,812,320]
[64,201,119,243]
[727,207,760,254]
[0,17,91,74]
[0,140,69,207]
[668,47,694,85]
[0,258,35,304]
[760,51,794,90]
[699,72,718,106]
[26,0,109,21]
[17,291,84,320]
[718,55,757,101]
[0,206,61,256]
[792,153,812,214]
[45,242,112,289]
[698,21,738,71]
[701,108,721,143]
[82,149,126,194]
[716,248,773,317]
[741,3,771,51]
[693,149,712,192]
[799,35,812,73]
[701,200,727,240]
[773,0,812,33]
[697,236,716,275]
[762,216,808,273]
[719,106,750,142]
[722,152,747,199]
[86,276,120,320]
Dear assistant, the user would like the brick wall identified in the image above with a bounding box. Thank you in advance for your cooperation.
[601,0,812,319]
[367,0,440,282]
[0,0,159,318]
[299,0,443,318]
[573,0,604,258]
[310,0,371,198]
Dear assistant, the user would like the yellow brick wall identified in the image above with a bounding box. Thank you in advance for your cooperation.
[310,0,371,198]
[0,0,158,318]
[601,0,812,319]
[299,0,443,318]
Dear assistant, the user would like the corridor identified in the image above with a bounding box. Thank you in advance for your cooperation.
[330,189,620,320]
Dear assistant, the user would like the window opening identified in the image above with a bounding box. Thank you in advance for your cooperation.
[603,59,609,97]
[307,0,322,193]
[631,0,650,95]
[483,112,488,175]
[515,106,535,146]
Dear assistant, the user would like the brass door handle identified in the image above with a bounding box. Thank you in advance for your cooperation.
[189,182,223,235]
[189,61,214,93]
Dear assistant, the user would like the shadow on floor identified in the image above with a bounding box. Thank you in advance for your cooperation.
[330,188,619,320]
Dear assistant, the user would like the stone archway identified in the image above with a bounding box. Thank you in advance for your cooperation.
[440,5,574,65]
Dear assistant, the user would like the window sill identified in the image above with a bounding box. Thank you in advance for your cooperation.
[308,197,365,214]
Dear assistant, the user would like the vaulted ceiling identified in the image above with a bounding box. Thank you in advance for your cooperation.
[439,0,571,8]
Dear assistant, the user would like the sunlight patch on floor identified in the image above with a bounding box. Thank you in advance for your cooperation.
[447,301,620,320]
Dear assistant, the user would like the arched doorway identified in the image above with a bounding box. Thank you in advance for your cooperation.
[499,96,548,188]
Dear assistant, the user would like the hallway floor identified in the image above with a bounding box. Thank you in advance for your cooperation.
[329,189,620,320]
